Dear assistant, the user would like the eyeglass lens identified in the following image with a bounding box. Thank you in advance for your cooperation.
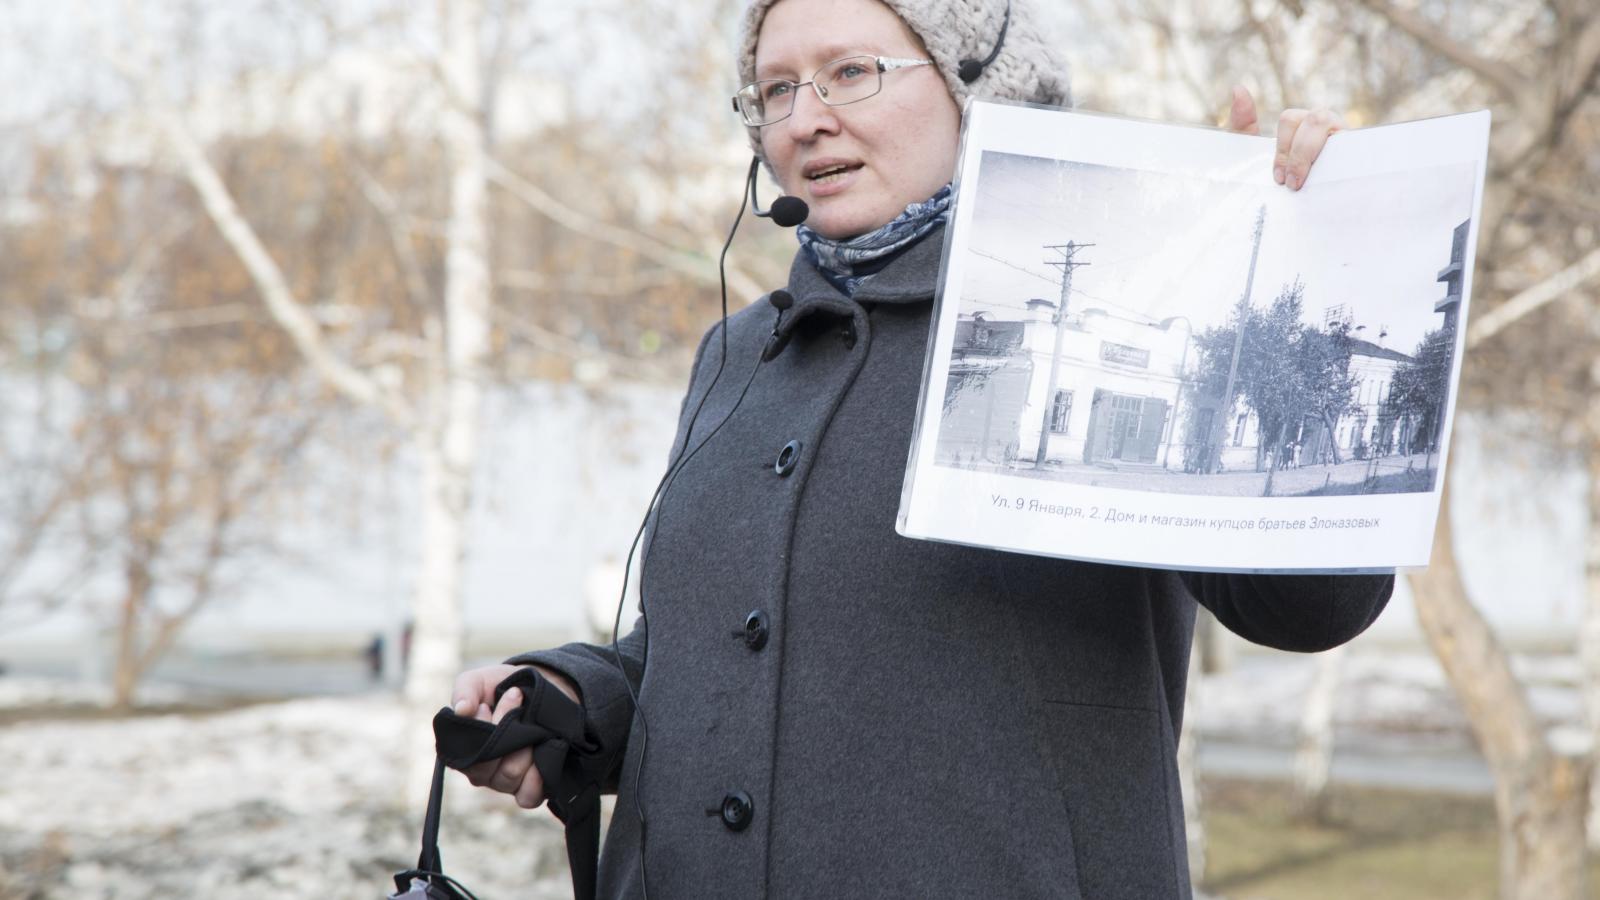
[738,56,882,126]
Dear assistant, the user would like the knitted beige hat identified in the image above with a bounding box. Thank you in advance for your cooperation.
[735,0,1071,157]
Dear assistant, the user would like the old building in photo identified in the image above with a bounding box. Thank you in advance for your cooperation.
[938,297,1193,470]
[1337,337,1415,458]
[1201,328,1418,472]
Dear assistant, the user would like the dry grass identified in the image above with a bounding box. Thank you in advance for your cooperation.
[1202,777,1600,899]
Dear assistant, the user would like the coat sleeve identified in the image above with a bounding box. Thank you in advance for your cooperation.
[506,625,645,793]
[1178,571,1394,653]
[502,322,726,792]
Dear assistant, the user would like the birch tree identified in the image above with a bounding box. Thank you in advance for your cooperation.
[1291,645,1344,821]
[96,0,493,792]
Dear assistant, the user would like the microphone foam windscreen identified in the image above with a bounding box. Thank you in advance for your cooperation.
[769,196,809,228]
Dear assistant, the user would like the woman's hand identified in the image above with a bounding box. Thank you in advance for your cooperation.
[450,662,581,809]
[1224,85,1344,192]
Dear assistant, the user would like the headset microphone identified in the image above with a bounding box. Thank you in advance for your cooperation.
[958,0,1011,84]
[745,157,810,228]
[764,196,809,228]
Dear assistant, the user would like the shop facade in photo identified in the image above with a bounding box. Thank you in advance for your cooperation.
[939,297,1193,470]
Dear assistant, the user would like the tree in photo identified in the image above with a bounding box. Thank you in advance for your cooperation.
[1186,278,1357,486]
[1385,325,1456,462]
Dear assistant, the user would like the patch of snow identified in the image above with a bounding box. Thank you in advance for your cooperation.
[0,691,579,899]
[0,677,192,710]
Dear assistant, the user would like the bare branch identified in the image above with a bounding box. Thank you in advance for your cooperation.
[1510,174,1600,223]
[1468,244,1600,349]
[352,160,436,315]
[111,214,194,309]
[1239,0,1291,112]
[489,306,678,381]
[499,267,681,297]
[1351,0,1533,102]
[98,5,416,430]
[153,110,416,428]
[484,157,767,303]
[1566,9,1600,97]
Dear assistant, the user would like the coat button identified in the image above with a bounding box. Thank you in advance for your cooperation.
[774,440,802,476]
[743,610,769,651]
[720,791,754,832]
[840,323,857,349]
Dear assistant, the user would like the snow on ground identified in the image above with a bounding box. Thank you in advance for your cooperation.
[0,647,1585,898]
[0,693,574,899]
[0,677,190,712]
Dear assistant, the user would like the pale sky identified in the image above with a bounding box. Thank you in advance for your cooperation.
[961,151,1476,355]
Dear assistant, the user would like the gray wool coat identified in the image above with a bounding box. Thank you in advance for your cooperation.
[511,229,1393,899]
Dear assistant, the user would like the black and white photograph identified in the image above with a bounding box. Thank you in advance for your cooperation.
[899,102,1490,571]
[936,152,1474,499]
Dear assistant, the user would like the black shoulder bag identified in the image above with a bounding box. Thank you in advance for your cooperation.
[389,668,609,900]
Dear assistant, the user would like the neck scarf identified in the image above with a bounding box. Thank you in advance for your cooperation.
[796,184,952,297]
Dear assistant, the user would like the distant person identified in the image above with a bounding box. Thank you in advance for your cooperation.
[449,1,1393,897]
[364,633,384,682]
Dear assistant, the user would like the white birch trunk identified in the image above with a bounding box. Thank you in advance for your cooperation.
[1412,486,1589,900]
[1582,396,1600,849]
[1291,644,1344,821]
[1196,606,1234,675]
[403,0,492,801]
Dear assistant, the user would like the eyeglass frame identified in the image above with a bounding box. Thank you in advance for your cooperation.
[731,55,934,127]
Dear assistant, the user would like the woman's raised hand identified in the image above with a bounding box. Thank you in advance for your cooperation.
[1223,84,1345,192]
[450,662,582,809]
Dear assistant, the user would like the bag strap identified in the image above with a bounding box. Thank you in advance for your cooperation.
[389,756,472,899]
[424,667,609,900]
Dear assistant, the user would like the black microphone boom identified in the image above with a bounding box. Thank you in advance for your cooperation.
[746,157,809,228]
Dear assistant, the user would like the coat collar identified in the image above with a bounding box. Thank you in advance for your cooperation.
[783,223,945,309]
[761,226,945,362]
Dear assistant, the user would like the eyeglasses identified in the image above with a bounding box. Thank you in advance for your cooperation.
[732,55,934,127]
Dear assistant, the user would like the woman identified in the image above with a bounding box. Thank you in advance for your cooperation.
[452,1,1390,896]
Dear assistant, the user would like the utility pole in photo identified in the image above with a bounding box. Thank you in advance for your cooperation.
[1035,241,1093,467]
[1208,205,1266,475]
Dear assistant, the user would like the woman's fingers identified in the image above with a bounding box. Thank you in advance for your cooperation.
[490,748,537,794]
[451,663,519,715]
[464,754,498,787]
[1221,91,1349,189]
[1278,108,1343,190]
[1274,109,1306,186]
[513,763,548,809]
[447,663,553,807]
[491,686,523,724]
[1225,84,1259,135]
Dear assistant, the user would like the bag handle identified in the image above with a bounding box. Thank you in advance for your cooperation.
[395,668,608,900]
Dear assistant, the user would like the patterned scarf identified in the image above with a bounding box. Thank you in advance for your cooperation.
[796,184,953,296]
